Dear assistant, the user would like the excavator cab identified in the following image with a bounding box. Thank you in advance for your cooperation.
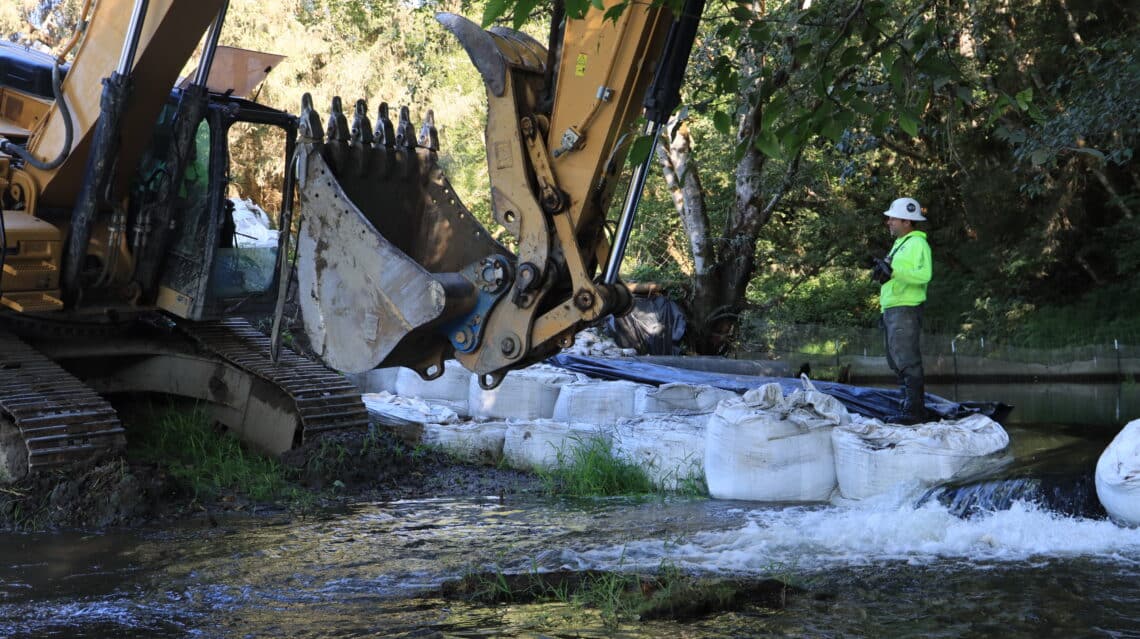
[135,92,297,321]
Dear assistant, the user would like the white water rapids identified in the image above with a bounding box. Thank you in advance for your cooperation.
[557,486,1140,576]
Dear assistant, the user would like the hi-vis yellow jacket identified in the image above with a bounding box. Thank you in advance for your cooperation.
[880,230,931,311]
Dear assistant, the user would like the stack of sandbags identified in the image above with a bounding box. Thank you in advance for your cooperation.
[611,414,707,490]
[552,379,651,425]
[832,413,1010,500]
[394,361,472,417]
[502,420,610,470]
[1095,419,1140,527]
[468,364,580,420]
[633,382,737,418]
[422,421,508,465]
[704,383,846,502]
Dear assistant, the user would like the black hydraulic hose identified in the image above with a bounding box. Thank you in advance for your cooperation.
[602,0,706,285]
[0,63,74,171]
[642,0,706,126]
[0,209,6,295]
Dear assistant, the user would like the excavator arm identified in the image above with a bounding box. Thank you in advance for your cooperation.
[295,2,701,388]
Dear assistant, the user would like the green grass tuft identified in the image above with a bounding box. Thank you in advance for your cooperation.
[129,405,288,502]
[537,435,655,497]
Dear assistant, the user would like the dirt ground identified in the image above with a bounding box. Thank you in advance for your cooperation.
[0,427,545,532]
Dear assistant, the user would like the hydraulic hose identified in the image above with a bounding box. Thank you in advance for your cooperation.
[0,63,74,171]
[0,209,6,295]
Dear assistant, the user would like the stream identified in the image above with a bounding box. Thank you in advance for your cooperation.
[2,382,1140,638]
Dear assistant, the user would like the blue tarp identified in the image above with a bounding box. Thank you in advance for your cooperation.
[547,353,1011,423]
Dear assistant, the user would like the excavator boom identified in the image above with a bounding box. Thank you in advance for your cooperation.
[295,4,684,388]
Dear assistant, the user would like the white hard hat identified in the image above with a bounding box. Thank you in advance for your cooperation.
[883,197,926,221]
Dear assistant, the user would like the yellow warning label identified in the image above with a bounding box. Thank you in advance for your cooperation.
[575,54,588,76]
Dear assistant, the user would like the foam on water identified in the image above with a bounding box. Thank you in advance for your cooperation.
[560,484,1140,574]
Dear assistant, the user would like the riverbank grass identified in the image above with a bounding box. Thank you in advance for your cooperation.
[536,435,707,498]
[444,562,796,627]
[129,405,288,502]
[537,435,655,496]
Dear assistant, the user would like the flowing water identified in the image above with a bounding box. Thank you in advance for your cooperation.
[2,383,1140,638]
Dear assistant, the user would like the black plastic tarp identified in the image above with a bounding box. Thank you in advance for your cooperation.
[547,353,1012,423]
[605,295,686,355]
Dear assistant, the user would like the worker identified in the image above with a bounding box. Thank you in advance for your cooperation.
[871,197,933,424]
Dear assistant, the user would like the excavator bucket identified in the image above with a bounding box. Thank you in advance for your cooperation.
[293,94,511,376]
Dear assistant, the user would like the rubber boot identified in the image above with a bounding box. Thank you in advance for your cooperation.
[889,377,927,425]
[904,379,928,423]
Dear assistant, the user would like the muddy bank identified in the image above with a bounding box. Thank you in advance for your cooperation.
[0,425,544,532]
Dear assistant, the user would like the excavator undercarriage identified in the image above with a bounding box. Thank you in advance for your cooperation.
[0,315,370,482]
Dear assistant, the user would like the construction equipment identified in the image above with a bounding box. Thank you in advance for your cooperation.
[295,0,704,388]
[0,0,703,481]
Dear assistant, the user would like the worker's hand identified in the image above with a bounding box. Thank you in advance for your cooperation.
[870,257,893,284]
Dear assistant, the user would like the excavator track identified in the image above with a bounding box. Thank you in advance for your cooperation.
[0,327,126,474]
[177,317,371,442]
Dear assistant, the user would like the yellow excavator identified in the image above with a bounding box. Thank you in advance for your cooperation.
[0,0,704,481]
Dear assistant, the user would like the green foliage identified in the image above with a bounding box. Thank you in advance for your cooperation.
[749,266,880,327]
[537,436,655,497]
[129,405,288,502]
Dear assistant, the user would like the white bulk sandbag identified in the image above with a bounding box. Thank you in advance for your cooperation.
[230,198,279,248]
[704,383,841,502]
[468,365,578,420]
[1095,419,1140,527]
[633,383,737,416]
[832,413,1010,500]
[552,379,650,425]
[611,415,706,490]
[422,421,507,465]
[502,420,609,470]
[363,391,460,425]
[394,361,472,416]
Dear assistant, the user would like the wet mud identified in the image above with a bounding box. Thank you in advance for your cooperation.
[0,426,544,532]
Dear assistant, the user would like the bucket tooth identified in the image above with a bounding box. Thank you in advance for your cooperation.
[326,96,350,142]
[374,102,395,149]
[396,105,416,149]
[419,109,439,152]
[351,99,374,146]
[294,101,512,374]
[299,92,324,142]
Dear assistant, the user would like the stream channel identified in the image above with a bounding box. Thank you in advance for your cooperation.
[2,382,1140,638]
